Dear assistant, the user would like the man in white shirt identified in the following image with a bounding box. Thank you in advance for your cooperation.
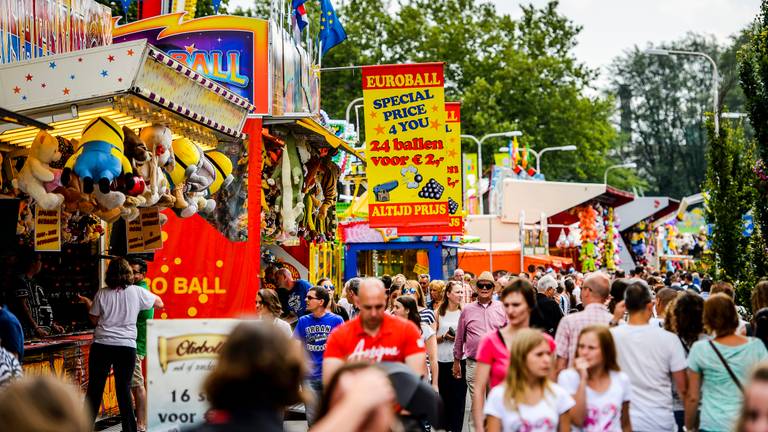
[610,280,688,432]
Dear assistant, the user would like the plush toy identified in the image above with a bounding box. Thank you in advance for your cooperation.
[16,130,65,210]
[136,124,175,209]
[276,137,304,242]
[205,151,234,195]
[165,137,202,214]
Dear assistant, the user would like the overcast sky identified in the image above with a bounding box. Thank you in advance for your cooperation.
[233,0,760,81]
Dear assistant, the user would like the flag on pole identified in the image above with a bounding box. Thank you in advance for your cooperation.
[319,0,347,56]
[511,137,522,174]
[292,0,309,32]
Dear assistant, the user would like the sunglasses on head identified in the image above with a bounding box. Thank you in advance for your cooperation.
[402,288,417,294]
[323,284,335,291]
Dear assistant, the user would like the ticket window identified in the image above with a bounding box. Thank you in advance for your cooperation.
[357,249,430,279]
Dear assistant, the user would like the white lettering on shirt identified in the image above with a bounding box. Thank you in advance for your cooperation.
[348,339,400,362]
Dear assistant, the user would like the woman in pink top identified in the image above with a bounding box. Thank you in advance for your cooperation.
[472,277,537,432]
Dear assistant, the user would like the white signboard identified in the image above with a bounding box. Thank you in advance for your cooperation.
[146,319,240,431]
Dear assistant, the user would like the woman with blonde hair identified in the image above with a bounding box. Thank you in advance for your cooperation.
[558,325,632,431]
[484,328,574,432]
[0,376,91,432]
[428,279,446,312]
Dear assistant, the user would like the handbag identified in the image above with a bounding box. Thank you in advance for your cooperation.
[708,340,743,393]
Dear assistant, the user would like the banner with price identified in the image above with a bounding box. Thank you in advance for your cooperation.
[362,63,450,228]
[146,319,240,431]
[399,102,463,235]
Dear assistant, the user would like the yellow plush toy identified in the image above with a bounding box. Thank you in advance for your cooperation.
[204,151,234,195]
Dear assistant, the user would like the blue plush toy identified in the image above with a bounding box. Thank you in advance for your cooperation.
[64,116,133,193]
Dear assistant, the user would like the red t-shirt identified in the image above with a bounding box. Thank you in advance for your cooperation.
[325,313,425,362]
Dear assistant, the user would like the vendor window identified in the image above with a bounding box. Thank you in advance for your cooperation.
[357,249,429,279]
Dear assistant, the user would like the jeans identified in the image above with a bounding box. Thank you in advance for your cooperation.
[438,361,467,432]
[305,379,323,426]
[85,343,137,432]
[465,359,477,432]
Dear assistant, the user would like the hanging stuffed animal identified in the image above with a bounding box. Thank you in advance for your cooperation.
[15,130,65,210]
[138,124,176,208]
[165,137,201,214]
[63,116,133,194]
[204,151,234,196]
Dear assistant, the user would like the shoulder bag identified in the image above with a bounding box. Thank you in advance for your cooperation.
[708,340,743,393]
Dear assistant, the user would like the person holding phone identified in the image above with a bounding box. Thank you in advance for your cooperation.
[437,280,466,431]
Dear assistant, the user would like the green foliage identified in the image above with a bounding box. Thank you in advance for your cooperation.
[318,0,641,189]
[703,115,757,285]
[739,0,768,278]
[609,33,749,199]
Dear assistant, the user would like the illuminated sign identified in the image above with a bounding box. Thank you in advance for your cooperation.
[167,47,249,88]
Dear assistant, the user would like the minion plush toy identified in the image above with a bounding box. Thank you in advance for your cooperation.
[65,117,133,194]
[164,137,201,214]
[204,151,234,195]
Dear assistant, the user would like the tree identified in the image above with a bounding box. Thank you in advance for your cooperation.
[739,0,768,279]
[703,115,756,289]
[608,33,748,199]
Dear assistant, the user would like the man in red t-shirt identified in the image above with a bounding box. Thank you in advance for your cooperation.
[323,277,426,383]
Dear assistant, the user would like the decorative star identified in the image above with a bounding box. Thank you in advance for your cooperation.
[127,49,134,56]
[40,83,46,88]
[107,55,115,62]
[13,86,21,94]
[70,74,75,80]
[216,37,222,43]
[447,149,457,158]
[62,87,70,95]
[100,70,109,77]
[369,111,377,120]
[184,44,196,54]
[374,124,385,135]
[25,74,33,81]
[430,119,441,130]
[49,61,57,69]
[431,104,439,112]
[22,95,27,100]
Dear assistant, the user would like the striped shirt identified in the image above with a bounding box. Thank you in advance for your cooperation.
[0,347,22,387]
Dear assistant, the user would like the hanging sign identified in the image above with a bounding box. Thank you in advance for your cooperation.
[362,63,450,228]
[399,102,463,235]
[34,206,60,251]
[127,216,144,253]
[140,207,163,250]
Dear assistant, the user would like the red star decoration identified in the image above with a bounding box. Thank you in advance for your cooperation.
[40,83,46,88]
[13,86,21,94]
[127,49,134,56]
[107,55,115,62]
[374,124,385,135]
[25,74,33,81]
[430,119,441,130]
[184,44,196,54]
[62,88,70,95]
[369,111,377,120]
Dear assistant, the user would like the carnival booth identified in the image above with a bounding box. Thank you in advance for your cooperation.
[615,196,680,272]
[459,179,633,274]
[0,37,251,416]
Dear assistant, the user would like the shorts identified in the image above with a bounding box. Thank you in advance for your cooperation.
[131,354,145,387]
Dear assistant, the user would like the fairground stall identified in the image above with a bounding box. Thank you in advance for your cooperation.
[615,196,680,272]
[0,36,252,418]
[113,12,359,308]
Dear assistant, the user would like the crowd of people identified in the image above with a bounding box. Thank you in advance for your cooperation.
[3,262,768,432]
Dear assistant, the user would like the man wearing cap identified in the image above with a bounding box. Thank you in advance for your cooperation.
[530,274,564,337]
[452,271,506,431]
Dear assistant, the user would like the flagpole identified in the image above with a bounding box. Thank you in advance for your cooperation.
[319,65,364,71]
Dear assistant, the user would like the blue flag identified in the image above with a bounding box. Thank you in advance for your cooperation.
[292,0,309,32]
[319,0,347,57]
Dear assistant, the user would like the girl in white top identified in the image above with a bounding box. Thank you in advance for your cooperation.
[485,328,574,432]
[393,295,439,391]
[255,289,292,337]
[557,325,632,432]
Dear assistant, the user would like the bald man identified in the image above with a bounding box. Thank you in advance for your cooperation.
[554,271,613,372]
[275,268,311,319]
[322,278,426,383]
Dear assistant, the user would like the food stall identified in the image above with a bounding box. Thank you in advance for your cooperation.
[0,38,252,416]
